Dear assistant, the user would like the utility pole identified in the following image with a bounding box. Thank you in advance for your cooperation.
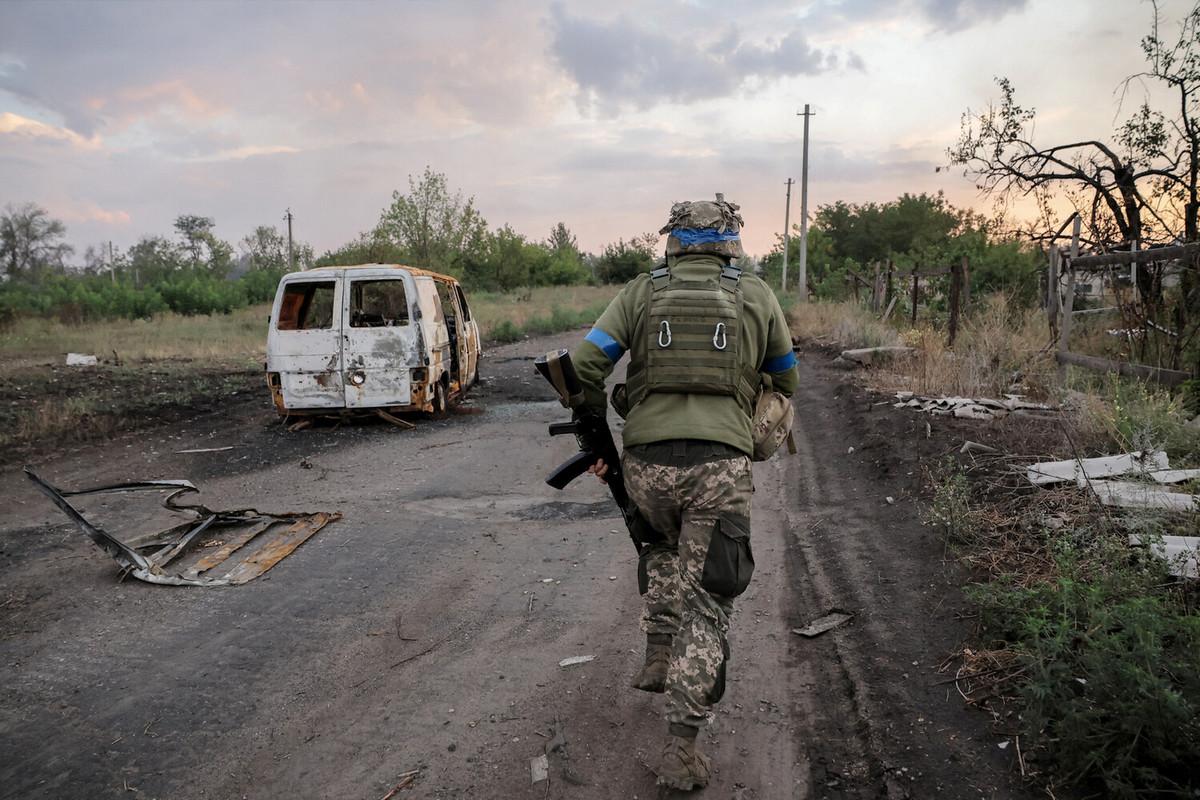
[782,178,794,292]
[108,241,115,284]
[797,103,815,302]
[284,208,295,271]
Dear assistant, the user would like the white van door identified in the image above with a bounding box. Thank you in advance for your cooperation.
[342,271,419,408]
[453,283,481,385]
[268,275,345,410]
[414,276,452,380]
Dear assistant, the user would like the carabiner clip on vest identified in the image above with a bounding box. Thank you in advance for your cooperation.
[712,322,727,351]
[658,320,672,348]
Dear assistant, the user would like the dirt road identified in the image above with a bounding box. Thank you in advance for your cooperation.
[0,330,1037,799]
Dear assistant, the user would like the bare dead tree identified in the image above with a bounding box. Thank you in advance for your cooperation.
[948,1,1200,371]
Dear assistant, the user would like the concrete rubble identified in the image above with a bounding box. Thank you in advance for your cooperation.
[893,392,1055,420]
[1025,452,1199,577]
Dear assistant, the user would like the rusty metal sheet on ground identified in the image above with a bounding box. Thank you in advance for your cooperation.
[24,467,341,587]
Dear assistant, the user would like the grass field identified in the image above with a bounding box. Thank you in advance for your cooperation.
[0,284,621,366]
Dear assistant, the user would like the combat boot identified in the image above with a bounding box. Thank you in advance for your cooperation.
[631,633,671,693]
[657,726,711,791]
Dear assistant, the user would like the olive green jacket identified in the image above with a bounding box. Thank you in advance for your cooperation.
[573,254,799,456]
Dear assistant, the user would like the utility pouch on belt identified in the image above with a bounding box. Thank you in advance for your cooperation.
[611,383,630,420]
[751,383,797,462]
[700,513,754,598]
[626,263,759,413]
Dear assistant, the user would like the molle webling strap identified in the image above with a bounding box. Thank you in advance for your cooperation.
[642,266,743,401]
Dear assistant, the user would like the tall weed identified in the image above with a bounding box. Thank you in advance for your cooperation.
[971,544,1200,797]
[1074,372,1200,464]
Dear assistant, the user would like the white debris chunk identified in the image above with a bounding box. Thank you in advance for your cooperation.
[530,754,549,783]
[1129,535,1199,578]
[65,353,98,367]
[792,611,854,638]
[1148,469,1200,484]
[558,655,595,668]
[953,404,995,420]
[1090,480,1199,512]
[1025,451,1169,487]
[892,392,1057,420]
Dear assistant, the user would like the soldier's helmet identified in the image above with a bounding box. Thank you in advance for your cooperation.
[659,193,745,260]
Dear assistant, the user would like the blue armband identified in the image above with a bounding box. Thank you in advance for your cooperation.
[584,327,625,361]
[761,350,797,373]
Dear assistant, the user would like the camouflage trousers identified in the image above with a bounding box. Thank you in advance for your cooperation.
[622,446,754,731]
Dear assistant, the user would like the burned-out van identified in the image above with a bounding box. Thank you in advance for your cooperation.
[265,264,481,416]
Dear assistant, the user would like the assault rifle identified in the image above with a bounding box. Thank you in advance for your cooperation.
[534,349,658,555]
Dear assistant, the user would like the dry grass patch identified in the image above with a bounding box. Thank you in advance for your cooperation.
[470,285,620,341]
[0,305,271,366]
[880,295,1054,399]
[788,301,901,349]
[11,396,116,446]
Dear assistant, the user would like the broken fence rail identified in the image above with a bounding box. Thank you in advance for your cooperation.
[1055,350,1191,388]
[25,467,340,586]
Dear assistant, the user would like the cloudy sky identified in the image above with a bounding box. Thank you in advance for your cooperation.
[0,0,1181,258]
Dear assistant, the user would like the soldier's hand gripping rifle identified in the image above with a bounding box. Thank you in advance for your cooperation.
[534,349,658,556]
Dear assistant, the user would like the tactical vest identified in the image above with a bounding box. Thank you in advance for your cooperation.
[625,261,760,414]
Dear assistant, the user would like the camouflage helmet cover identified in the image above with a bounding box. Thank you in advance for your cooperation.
[659,193,746,259]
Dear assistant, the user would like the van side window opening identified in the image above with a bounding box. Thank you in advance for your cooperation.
[436,282,458,321]
[277,281,335,330]
[454,285,472,321]
[351,279,410,328]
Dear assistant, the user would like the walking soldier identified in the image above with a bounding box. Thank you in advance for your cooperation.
[571,194,799,790]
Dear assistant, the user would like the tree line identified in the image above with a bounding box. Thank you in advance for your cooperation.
[759,192,1044,306]
[0,167,669,324]
[2,168,1047,326]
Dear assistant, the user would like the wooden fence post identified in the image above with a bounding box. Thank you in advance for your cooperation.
[885,260,895,313]
[948,259,963,346]
[1047,246,1060,344]
[910,265,919,325]
[961,256,970,307]
[1057,217,1082,381]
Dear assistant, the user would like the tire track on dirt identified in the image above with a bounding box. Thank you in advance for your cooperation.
[771,356,1039,800]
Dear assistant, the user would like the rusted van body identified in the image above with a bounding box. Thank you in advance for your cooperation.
[265,264,481,416]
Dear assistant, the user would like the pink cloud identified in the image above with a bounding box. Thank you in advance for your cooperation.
[57,202,133,226]
[0,112,103,149]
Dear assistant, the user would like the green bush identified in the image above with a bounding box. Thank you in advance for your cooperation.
[0,275,168,322]
[157,274,247,315]
[239,268,287,304]
[489,319,523,343]
[970,542,1200,797]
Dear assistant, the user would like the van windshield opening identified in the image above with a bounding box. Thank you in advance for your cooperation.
[351,280,409,327]
[277,281,335,330]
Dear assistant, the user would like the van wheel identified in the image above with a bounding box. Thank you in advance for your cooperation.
[432,381,448,416]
